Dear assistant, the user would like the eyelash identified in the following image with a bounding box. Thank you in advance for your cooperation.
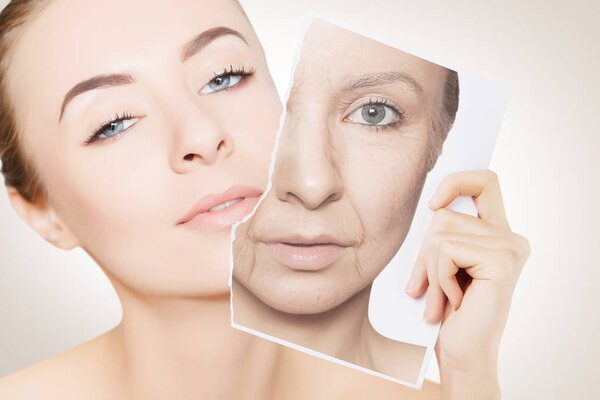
[84,66,255,145]
[347,97,405,132]
[205,65,256,92]
[85,111,137,145]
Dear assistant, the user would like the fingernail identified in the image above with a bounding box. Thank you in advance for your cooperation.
[428,194,439,209]
[405,277,416,294]
[423,307,432,323]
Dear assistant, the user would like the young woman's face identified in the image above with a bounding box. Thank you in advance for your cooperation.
[233,20,448,314]
[6,0,282,296]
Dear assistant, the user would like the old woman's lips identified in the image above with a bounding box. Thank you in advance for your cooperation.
[261,235,349,271]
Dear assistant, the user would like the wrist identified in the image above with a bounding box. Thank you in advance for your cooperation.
[438,354,500,400]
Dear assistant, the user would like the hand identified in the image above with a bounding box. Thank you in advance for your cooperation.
[405,170,530,399]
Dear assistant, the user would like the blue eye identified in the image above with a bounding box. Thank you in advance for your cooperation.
[199,66,255,94]
[201,75,242,93]
[86,113,139,144]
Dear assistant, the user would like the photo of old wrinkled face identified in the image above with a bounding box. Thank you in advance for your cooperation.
[6,0,282,297]
[233,19,449,314]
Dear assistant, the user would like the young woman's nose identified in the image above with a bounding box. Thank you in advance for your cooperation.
[168,101,234,174]
[273,115,343,210]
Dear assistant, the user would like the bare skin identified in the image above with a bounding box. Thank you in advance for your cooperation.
[0,0,528,398]
[0,171,527,400]
[0,299,441,400]
[231,19,443,384]
[232,279,427,384]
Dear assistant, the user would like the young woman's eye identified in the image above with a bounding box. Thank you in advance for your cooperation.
[86,114,139,144]
[200,74,242,93]
[346,102,404,127]
[199,66,255,94]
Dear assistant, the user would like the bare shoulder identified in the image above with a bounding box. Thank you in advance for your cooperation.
[0,328,124,400]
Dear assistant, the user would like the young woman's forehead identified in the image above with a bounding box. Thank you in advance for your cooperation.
[6,0,253,128]
[19,0,252,57]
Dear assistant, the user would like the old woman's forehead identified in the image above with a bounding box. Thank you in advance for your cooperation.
[295,21,445,92]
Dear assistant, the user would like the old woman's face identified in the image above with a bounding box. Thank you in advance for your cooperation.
[233,20,449,314]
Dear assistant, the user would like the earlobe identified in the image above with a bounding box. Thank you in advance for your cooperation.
[7,187,80,250]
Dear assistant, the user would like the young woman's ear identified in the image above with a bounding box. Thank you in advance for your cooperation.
[7,187,80,250]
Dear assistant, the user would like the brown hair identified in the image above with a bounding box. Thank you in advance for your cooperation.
[0,0,50,203]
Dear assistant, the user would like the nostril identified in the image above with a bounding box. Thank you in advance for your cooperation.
[217,140,225,151]
[183,153,195,161]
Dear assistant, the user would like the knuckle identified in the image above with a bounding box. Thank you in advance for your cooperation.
[438,238,456,260]
[509,232,531,262]
[494,266,512,283]
[502,247,518,265]
[516,233,531,258]
[432,208,454,230]
[483,169,499,182]
[494,248,518,282]
[430,231,445,248]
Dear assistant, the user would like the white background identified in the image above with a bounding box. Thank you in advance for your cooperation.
[1,0,599,398]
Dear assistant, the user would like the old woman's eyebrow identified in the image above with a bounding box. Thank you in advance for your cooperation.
[344,71,424,94]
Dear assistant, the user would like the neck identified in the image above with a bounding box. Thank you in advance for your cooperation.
[232,279,376,365]
[231,279,428,383]
[108,281,281,400]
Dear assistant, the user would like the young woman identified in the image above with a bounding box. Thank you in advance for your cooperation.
[0,0,529,399]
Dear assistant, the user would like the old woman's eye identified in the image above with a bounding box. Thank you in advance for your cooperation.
[347,101,404,127]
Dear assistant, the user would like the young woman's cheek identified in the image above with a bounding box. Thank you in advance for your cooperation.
[207,80,281,182]
[44,126,169,242]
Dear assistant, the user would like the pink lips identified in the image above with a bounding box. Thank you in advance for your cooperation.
[261,235,349,271]
[177,185,263,232]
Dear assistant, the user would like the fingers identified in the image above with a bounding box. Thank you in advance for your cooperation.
[408,232,525,323]
[429,170,509,229]
[429,207,496,236]
[405,169,528,324]
[405,208,495,298]
[438,253,462,311]
[424,246,446,322]
[405,249,428,297]
[424,279,446,323]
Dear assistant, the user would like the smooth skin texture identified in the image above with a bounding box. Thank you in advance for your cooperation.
[0,0,283,398]
[4,0,281,298]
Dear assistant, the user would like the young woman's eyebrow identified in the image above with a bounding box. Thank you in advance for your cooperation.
[344,71,424,96]
[59,73,135,122]
[58,27,247,123]
[181,26,248,62]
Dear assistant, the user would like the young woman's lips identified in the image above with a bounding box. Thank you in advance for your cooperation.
[177,185,262,232]
[261,238,348,271]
